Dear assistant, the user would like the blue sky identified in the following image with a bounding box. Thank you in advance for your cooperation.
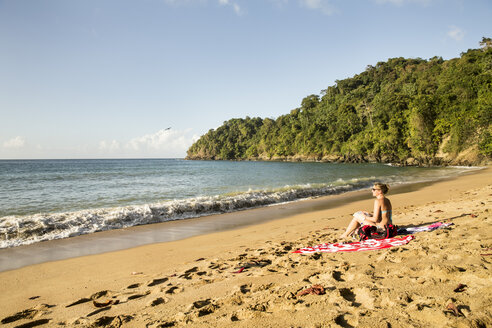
[0,0,490,159]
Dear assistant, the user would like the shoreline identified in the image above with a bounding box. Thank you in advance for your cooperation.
[0,168,483,272]
[0,167,490,327]
[185,156,490,167]
[1,162,482,243]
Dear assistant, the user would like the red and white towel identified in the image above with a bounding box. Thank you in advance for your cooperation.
[293,235,415,254]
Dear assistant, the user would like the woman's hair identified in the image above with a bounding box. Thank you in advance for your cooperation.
[374,182,390,194]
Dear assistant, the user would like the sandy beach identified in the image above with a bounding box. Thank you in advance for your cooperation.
[0,167,491,328]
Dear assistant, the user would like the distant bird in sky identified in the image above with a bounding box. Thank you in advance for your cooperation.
[165,127,171,131]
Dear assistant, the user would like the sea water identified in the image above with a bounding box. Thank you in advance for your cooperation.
[0,159,479,248]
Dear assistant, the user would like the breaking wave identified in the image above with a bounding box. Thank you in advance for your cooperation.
[0,179,377,248]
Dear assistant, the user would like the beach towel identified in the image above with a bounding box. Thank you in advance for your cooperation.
[398,222,453,235]
[293,235,414,254]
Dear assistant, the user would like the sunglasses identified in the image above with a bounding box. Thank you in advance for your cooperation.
[372,188,380,191]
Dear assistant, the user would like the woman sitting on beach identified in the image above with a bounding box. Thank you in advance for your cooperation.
[340,183,393,239]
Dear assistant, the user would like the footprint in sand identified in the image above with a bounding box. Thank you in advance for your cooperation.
[235,253,248,260]
[252,283,275,293]
[126,290,151,301]
[222,294,243,306]
[249,302,269,312]
[87,307,112,318]
[9,318,52,328]
[339,288,358,306]
[238,259,272,269]
[91,315,133,327]
[148,297,169,307]
[332,270,345,282]
[165,286,184,294]
[66,298,92,308]
[1,304,55,325]
[208,263,220,269]
[229,310,247,322]
[335,314,357,328]
[147,277,169,287]
[1,309,38,325]
[273,248,289,256]
[153,319,177,327]
[188,299,219,317]
[243,283,255,294]
[287,259,300,269]
[179,267,199,280]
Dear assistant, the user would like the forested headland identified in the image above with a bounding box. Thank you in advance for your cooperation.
[187,39,492,166]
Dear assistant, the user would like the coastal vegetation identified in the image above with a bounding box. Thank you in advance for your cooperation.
[187,39,492,165]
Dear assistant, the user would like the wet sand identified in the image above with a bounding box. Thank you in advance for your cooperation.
[0,167,490,327]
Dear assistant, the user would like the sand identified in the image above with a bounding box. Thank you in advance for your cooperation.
[0,168,491,328]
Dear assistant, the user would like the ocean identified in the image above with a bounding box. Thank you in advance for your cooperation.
[0,159,479,249]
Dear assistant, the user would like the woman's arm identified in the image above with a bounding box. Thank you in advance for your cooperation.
[372,199,381,223]
[358,201,379,225]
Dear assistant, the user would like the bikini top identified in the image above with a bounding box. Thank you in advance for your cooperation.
[381,210,392,221]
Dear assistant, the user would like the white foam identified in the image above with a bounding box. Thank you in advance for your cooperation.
[0,180,378,248]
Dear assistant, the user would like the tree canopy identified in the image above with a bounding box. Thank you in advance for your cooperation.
[187,39,492,165]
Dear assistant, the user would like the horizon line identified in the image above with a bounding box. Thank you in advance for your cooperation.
[0,157,186,161]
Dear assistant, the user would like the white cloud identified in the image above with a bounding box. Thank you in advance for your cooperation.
[127,128,198,157]
[98,140,121,152]
[129,129,181,150]
[97,128,198,158]
[299,0,337,15]
[218,0,242,15]
[2,136,26,149]
[0,131,201,159]
[447,25,465,41]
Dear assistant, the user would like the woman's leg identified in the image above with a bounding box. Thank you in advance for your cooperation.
[340,217,361,238]
[340,212,377,239]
